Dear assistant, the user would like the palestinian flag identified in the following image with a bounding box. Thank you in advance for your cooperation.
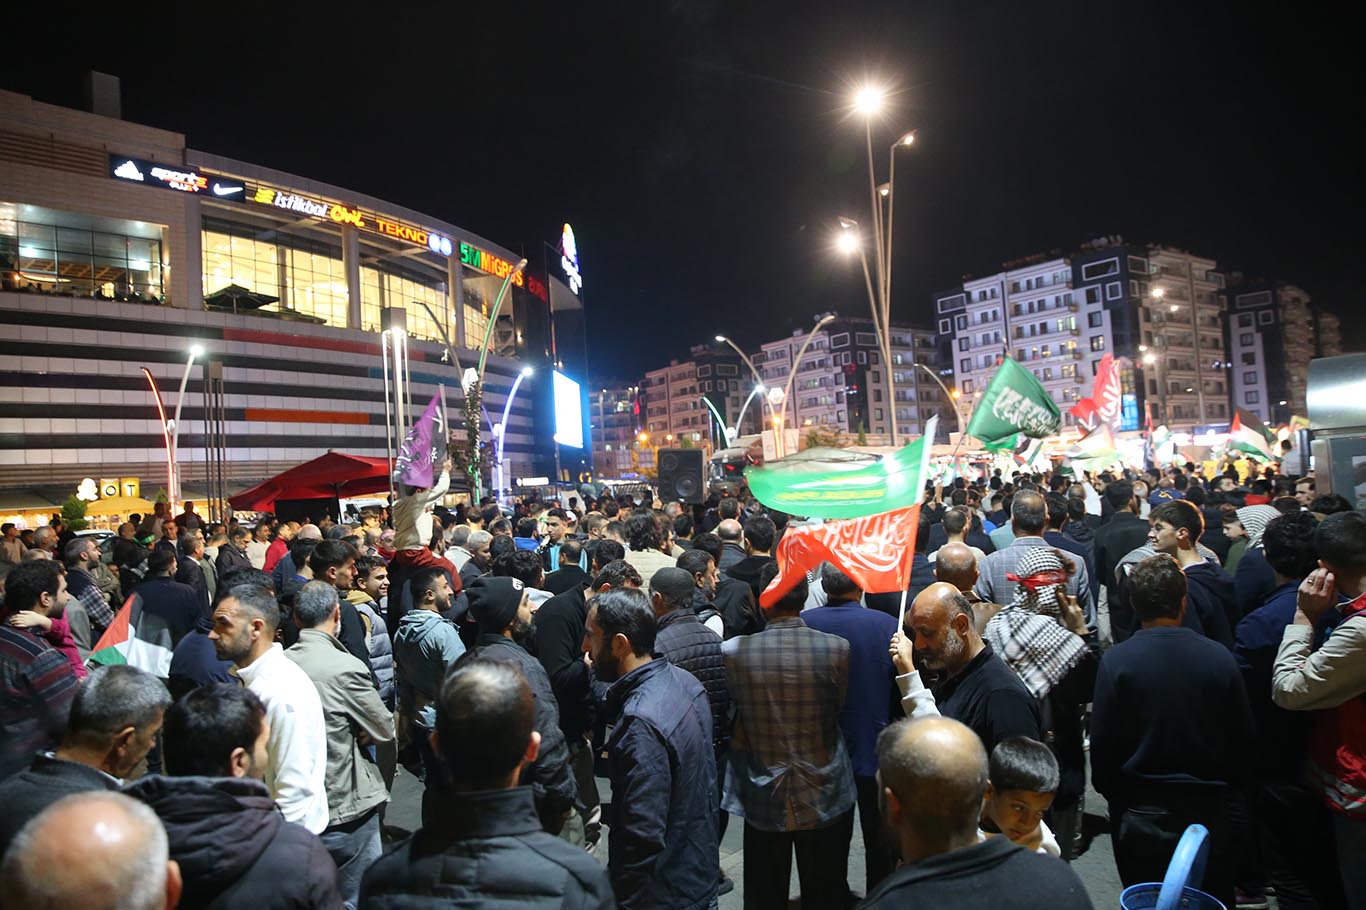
[87,592,175,677]
[1065,424,1120,472]
[1230,410,1275,462]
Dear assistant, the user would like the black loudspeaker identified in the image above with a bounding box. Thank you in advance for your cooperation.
[657,448,705,504]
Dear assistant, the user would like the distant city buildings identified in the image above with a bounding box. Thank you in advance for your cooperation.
[591,235,1342,476]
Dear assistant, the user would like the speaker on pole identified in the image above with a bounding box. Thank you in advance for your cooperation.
[657,448,705,504]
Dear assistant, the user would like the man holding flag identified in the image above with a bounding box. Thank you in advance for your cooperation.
[388,393,460,633]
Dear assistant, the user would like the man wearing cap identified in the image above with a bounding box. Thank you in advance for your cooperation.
[466,576,577,836]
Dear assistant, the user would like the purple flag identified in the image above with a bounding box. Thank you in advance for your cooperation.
[395,392,447,488]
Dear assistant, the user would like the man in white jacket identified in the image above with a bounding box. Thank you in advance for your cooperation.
[210,582,329,834]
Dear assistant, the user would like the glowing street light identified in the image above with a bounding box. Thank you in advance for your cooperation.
[853,85,886,116]
[836,230,861,254]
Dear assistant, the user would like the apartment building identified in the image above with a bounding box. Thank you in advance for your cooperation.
[637,346,747,468]
[938,238,1239,435]
[589,382,640,477]
[1223,282,1342,425]
[753,316,948,442]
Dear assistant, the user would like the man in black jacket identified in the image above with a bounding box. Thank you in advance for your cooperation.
[686,534,763,638]
[1090,554,1254,909]
[125,683,343,910]
[724,515,778,603]
[543,538,592,595]
[0,665,169,859]
[465,576,577,837]
[588,587,718,910]
[132,548,206,648]
[216,526,254,579]
[361,659,612,909]
[1093,480,1151,643]
[861,716,1092,909]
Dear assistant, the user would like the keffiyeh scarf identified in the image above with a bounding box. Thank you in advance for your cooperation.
[985,547,1088,701]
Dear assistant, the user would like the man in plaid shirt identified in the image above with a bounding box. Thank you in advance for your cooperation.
[63,538,115,640]
[722,561,856,910]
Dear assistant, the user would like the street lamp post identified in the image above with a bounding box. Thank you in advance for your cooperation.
[777,313,837,435]
[915,363,964,431]
[462,258,527,502]
[493,366,534,506]
[715,334,784,456]
[167,345,204,510]
[849,85,917,447]
[836,219,899,444]
[734,383,766,439]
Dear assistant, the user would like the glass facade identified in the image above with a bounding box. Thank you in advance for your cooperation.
[360,266,447,343]
[1,203,163,301]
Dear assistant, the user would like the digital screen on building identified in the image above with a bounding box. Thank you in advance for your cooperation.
[553,371,584,449]
[1121,393,1139,432]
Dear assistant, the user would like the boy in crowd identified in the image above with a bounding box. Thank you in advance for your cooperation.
[980,736,1061,857]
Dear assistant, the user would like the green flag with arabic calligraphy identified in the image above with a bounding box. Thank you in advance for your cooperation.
[744,417,938,519]
[966,357,1062,449]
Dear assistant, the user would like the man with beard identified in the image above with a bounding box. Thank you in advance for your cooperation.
[125,684,343,910]
[465,576,577,836]
[459,530,493,590]
[392,567,464,786]
[901,582,1041,755]
[586,587,718,910]
[685,533,764,638]
[209,584,328,834]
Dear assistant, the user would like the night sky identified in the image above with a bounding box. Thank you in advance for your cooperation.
[6,3,1359,376]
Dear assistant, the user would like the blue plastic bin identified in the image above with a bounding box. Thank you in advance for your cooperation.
[1118,824,1225,910]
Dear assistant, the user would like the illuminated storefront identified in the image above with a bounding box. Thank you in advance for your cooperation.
[0,86,565,501]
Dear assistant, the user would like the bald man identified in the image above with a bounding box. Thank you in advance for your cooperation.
[900,583,1040,754]
[934,543,1003,635]
[715,519,745,574]
[0,791,182,910]
[862,717,1091,908]
[976,491,1094,627]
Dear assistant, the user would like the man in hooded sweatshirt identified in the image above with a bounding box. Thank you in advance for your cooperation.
[1147,500,1235,649]
[125,683,342,910]
[392,566,465,787]
[466,575,577,836]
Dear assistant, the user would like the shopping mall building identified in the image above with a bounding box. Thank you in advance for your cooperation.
[0,84,588,524]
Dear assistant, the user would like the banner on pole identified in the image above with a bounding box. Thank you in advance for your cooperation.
[395,391,447,488]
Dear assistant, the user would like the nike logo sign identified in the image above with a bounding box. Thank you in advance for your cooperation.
[213,184,243,196]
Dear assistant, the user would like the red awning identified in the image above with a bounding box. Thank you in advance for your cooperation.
[229,452,391,512]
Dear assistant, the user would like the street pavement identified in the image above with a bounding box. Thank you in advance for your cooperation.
[384,762,1134,908]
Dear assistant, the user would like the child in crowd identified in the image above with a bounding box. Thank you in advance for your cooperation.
[980,735,1061,857]
[7,609,88,680]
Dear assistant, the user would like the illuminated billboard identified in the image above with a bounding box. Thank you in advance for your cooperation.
[553,371,584,449]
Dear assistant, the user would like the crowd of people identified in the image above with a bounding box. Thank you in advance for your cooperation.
[0,457,1361,910]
